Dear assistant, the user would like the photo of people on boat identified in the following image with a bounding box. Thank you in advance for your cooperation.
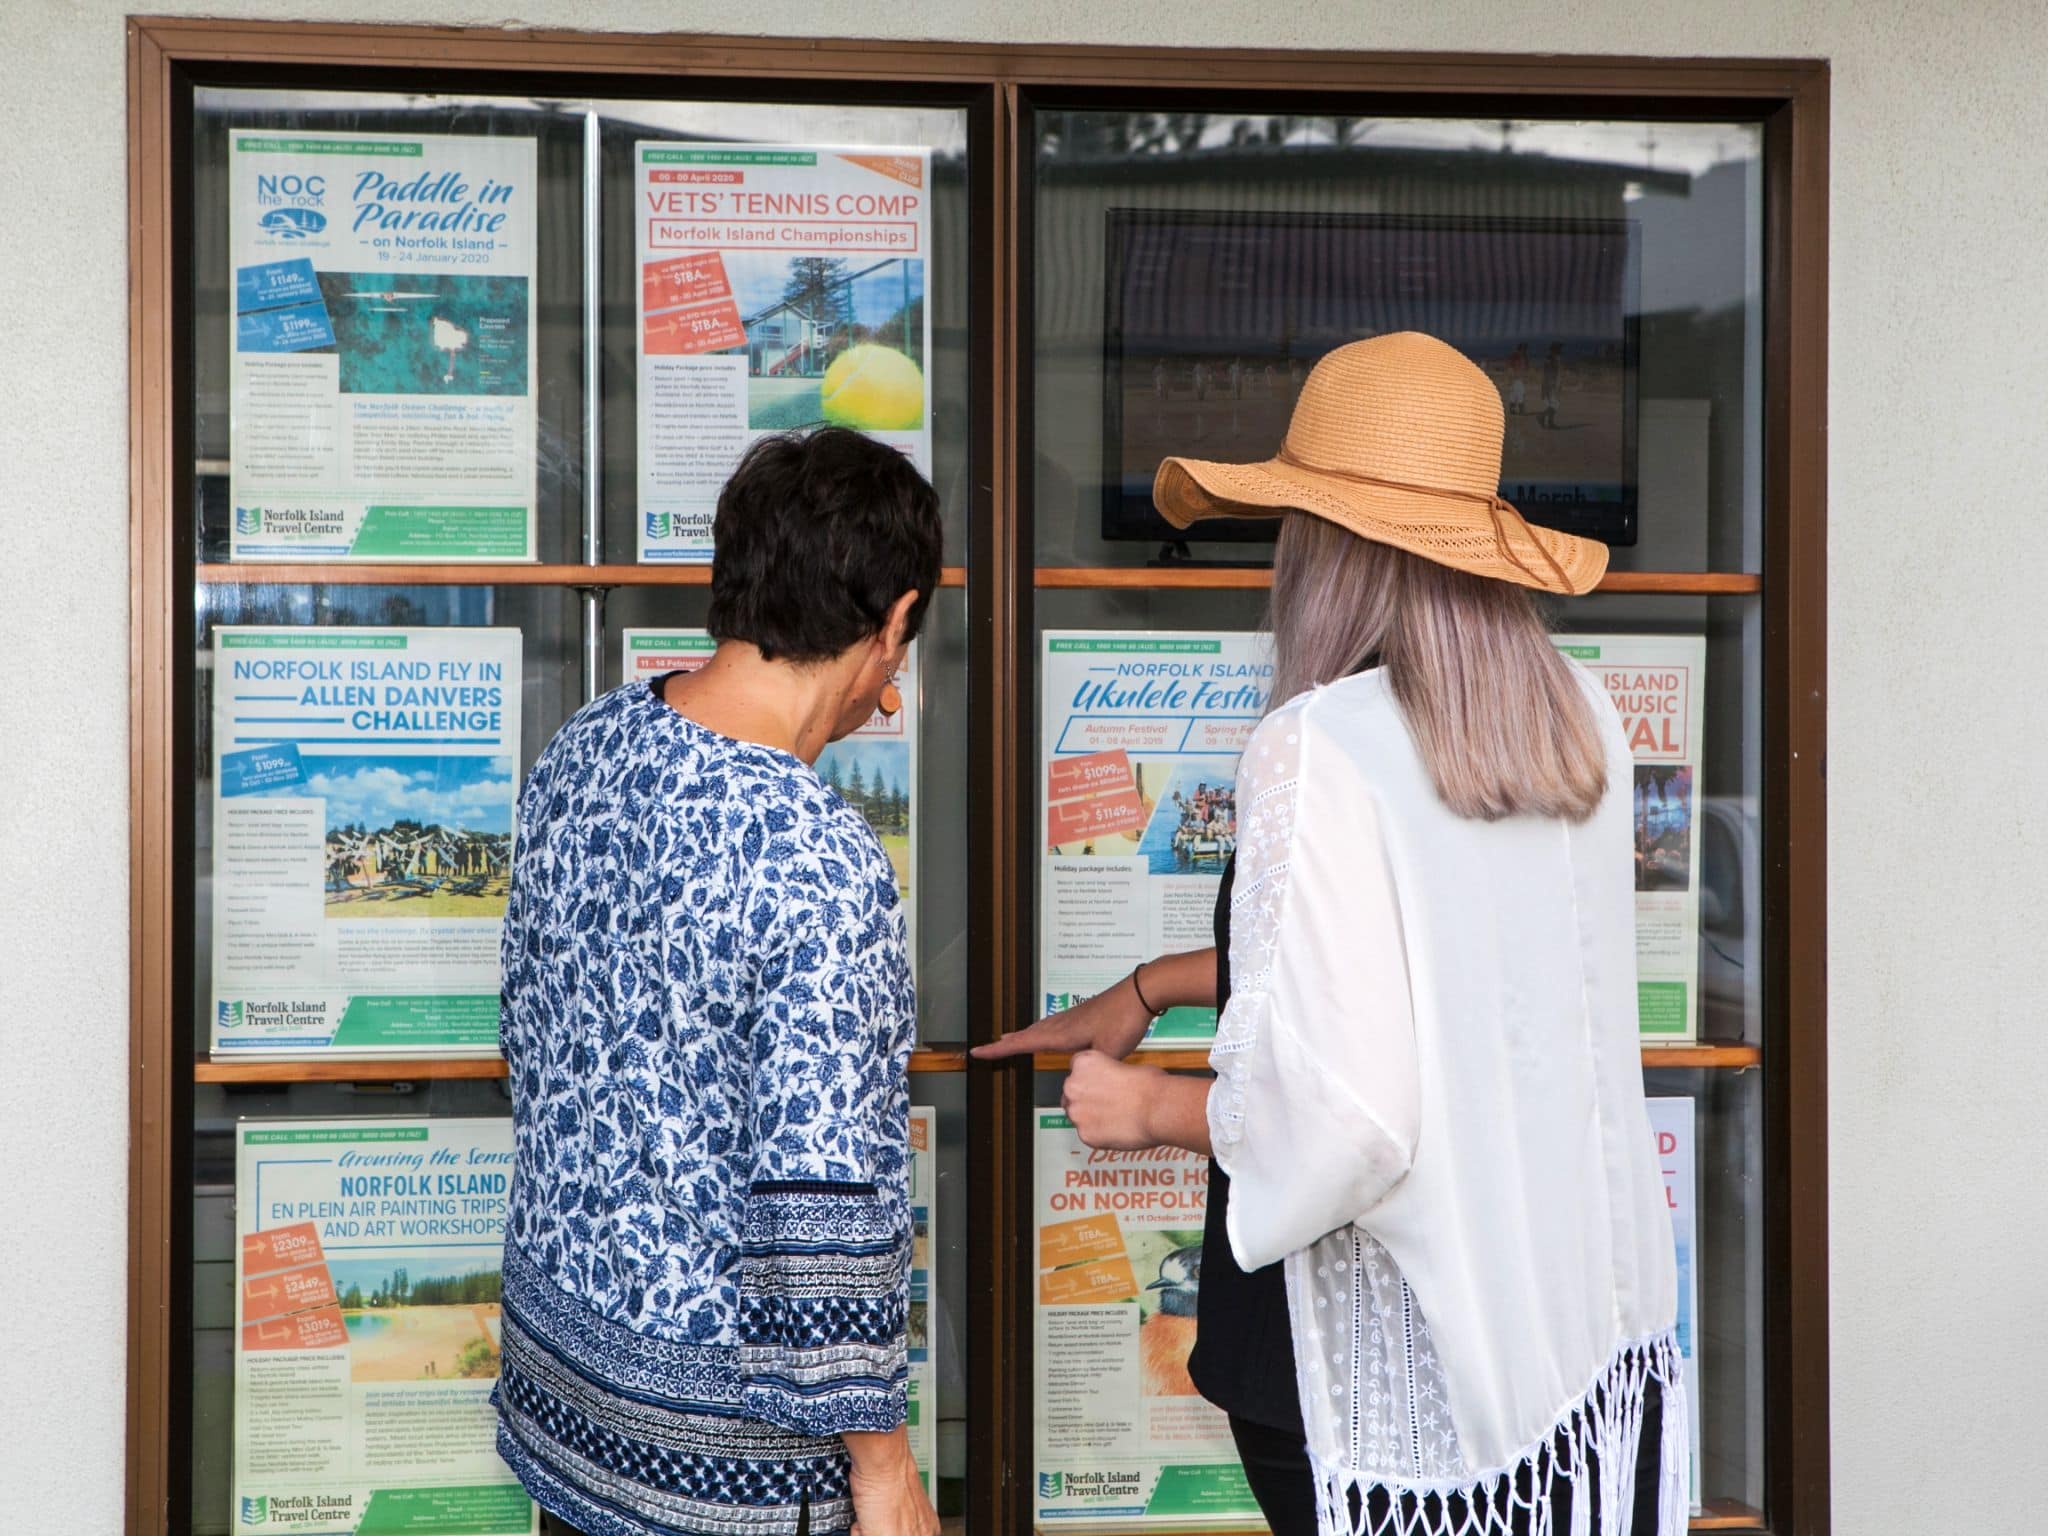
[1162,778,1237,872]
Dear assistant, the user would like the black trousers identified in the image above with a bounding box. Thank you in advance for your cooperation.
[1228,1378,1665,1536]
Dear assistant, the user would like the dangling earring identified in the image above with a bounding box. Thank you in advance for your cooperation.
[878,663,902,719]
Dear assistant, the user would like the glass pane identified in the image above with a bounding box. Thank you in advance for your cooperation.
[1031,589,1764,1522]
[191,582,585,1061]
[1643,1063,1765,1517]
[1028,1070,1258,1527]
[192,1086,519,1534]
[189,578,579,1533]
[916,1070,972,1519]
[190,81,981,1536]
[1033,588,1762,1052]
[1554,592,1763,1048]
[193,88,592,565]
[1033,109,1764,574]
[1034,591,1269,1045]
[597,102,972,565]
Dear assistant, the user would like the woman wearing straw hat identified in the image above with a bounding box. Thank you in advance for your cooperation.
[977,333,1685,1536]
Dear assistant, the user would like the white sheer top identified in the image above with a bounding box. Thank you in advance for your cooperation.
[1208,666,1686,1536]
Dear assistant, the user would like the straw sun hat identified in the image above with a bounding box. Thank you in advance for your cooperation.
[1152,331,1608,596]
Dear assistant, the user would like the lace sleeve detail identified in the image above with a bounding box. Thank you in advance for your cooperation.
[1208,688,1419,1276]
[1207,702,1308,1148]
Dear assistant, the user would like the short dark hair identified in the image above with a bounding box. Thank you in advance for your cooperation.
[707,428,943,663]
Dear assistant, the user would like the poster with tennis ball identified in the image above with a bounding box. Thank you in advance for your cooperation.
[634,144,933,562]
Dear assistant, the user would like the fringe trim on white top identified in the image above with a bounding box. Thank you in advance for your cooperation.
[1307,1331,1688,1536]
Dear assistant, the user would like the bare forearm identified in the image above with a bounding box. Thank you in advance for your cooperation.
[1136,947,1218,1014]
[1141,1072,1214,1158]
[843,1422,938,1536]
[843,1423,914,1474]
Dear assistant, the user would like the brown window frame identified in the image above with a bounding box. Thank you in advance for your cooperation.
[128,18,1829,1536]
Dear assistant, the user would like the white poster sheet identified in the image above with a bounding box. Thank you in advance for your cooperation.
[634,144,933,561]
[229,131,538,561]
[908,1105,937,1497]
[1556,634,1708,1039]
[1647,1097,1703,1514]
[1039,632,1272,1048]
[232,1117,533,1535]
[210,627,522,1058]
[1033,1114,1258,1528]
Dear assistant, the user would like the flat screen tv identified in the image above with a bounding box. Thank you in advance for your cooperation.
[1101,209,1640,548]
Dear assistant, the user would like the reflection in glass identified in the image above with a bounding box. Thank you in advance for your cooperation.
[599,102,972,565]
[1644,1063,1764,1515]
[193,89,593,565]
[189,582,585,1064]
[916,1071,970,1518]
[1556,593,1762,1047]
[1035,110,1763,574]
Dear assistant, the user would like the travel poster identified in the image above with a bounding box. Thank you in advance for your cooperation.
[210,627,521,1057]
[1647,1097,1703,1514]
[908,1106,936,1498]
[232,1118,533,1534]
[622,629,919,949]
[229,130,538,561]
[1033,1114,1256,1528]
[1555,634,1708,1038]
[633,144,933,561]
[1039,632,1272,1048]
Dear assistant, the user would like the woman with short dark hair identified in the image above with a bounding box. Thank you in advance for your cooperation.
[496,427,944,1536]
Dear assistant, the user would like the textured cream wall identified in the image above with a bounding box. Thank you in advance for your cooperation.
[3,1,2044,1531]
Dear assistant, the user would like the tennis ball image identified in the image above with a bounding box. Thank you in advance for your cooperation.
[819,344,926,431]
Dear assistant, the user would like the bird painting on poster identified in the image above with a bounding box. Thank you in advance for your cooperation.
[1140,1243,1203,1397]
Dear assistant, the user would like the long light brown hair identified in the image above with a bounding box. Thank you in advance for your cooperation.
[1266,512,1607,822]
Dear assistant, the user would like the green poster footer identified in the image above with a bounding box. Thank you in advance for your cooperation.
[1144,1005,1218,1045]
[351,505,529,559]
[357,1484,532,1534]
[1636,982,1689,1036]
[331,995,501,1050]
[1145,1464,1259,1521]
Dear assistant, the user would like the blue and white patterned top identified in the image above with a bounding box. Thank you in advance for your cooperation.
[494,678,917,1536]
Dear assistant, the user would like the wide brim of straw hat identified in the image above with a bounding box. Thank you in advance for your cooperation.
[1153,454,1609,597]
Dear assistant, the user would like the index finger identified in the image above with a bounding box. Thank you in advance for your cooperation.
[969,1025,1050,1061]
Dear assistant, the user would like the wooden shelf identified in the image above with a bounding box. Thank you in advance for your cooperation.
[1692,1501,1767,1531]
[1037,566,1275,590]
[1036,567,1760,595]
[196,1042,1749,1083]
[196,563,969,589]
[1037,1042,1759,1073]
[1594,572,1761,595]
[197,1046,970,1083]
[1036,1049,1210,1070]
[193,562,1746,596]
[196,1056,509,1083]
[1644,1041,1761,1069]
